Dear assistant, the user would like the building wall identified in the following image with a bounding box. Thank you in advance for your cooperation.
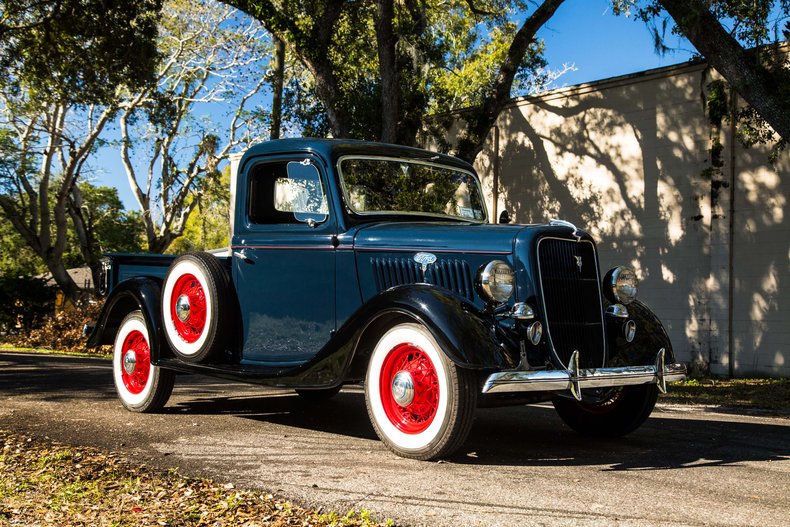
[473,62,789,377]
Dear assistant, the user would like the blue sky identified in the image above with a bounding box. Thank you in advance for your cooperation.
[537,0,694,87]
[101,1,702,211]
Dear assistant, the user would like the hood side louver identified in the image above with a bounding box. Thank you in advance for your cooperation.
[371,257,475,300]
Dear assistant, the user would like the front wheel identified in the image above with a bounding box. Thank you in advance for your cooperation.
[552,384,659,437]
[365,323,476,460]
[113,311,175,412]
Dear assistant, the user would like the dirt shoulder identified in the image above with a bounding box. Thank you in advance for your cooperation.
[0,430,390,527]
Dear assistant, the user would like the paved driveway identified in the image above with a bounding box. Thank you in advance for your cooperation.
[1,351,788,526]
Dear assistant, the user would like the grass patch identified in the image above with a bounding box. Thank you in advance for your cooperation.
[0,345,111,360]
[663,378,790,414]
[0,431,392,526]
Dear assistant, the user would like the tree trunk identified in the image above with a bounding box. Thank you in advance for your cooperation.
[270,36,286,140]
[68,185,102,294]
[375,0,399,144]
[455,0,567,163]
[44,254,80,305]
[659,0,790,141]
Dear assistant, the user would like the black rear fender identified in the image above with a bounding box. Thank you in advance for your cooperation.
[86,277,169,362]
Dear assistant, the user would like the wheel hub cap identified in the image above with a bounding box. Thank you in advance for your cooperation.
[123,350,137,374]
[175,294,191,322]
[391,371,415,407]
[379,343,439,434]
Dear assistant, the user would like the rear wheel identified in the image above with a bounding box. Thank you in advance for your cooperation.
[552,384,659,437]
[365,323,476,460]
[113,311,174,412]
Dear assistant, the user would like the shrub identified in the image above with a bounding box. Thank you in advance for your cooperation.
[0,274,56,334]
[2,300,111,356]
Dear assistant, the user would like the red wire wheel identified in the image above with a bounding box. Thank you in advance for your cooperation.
[112,311,175,413]
[365,323,477,460]
[120,329,151,395]
[169,273,207,344]
[379,343,439,434]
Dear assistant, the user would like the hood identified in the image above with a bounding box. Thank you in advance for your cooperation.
[352,221,526,254]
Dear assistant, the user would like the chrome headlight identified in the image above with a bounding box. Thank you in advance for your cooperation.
[477,260,515,304]
[604,266,638,305]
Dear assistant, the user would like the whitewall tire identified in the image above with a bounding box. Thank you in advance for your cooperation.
[113,311,174,412]
[365,323,476,460]
[161,252,231,363]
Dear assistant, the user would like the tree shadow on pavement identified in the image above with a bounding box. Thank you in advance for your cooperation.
[0,352,116,401]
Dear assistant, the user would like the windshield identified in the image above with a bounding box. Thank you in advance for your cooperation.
[338,157,487,222]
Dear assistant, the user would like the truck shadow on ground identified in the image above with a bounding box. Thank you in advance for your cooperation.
[167,386,790,472]
[3,353,787,472]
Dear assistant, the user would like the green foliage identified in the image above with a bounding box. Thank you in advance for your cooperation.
[733,42,790,160]
[0,215,43,277]
[63,183,145,268]
[613,0,790,154]
[706,80,729,127]
[282,73,331,138]
[0,129,15,183]
[167,166,231,253]
[231,0,559,147]
[0,0,163,105]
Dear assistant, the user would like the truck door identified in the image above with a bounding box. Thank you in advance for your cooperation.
[232,156,336,365]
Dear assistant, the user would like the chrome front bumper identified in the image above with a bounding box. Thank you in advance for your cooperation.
[482,348,686,400]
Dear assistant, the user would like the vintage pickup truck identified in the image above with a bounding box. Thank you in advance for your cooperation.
[87,138,686,460]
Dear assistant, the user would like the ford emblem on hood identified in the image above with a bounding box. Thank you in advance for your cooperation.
[413,252,437,272]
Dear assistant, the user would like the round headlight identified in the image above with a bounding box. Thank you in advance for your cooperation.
[477,260,515,304]
[604,266,639,305]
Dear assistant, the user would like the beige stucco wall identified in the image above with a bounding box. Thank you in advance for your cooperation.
[472,62,789,377]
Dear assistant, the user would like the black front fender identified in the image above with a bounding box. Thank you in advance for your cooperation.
[607,298,675,366]
[86,277,167,361]
[343,284,520,380]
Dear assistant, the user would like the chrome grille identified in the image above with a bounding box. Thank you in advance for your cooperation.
[371,257,475,300]
[537,238,606,369]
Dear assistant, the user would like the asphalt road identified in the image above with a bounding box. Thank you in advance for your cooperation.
[1,351,788,527]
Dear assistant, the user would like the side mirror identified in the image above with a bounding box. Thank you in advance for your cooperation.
[274,161,329,225]
[499,210,511,224]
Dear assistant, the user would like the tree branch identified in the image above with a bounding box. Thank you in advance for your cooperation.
[659,0,790,141]
[456,0,567,162]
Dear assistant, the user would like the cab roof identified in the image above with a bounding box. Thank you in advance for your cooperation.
[238,138,475,173]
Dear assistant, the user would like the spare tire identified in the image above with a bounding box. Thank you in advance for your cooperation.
[162,252,231,363]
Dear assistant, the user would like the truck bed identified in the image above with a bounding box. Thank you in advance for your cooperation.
[101,250,230,295]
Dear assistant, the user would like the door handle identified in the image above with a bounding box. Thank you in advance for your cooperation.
[233,250,254,264]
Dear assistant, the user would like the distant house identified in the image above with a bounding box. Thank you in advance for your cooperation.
[42,266,95,312]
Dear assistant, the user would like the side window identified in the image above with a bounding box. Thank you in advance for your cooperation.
[248,160,328,225]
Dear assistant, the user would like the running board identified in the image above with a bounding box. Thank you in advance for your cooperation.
[481,348,686,397]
